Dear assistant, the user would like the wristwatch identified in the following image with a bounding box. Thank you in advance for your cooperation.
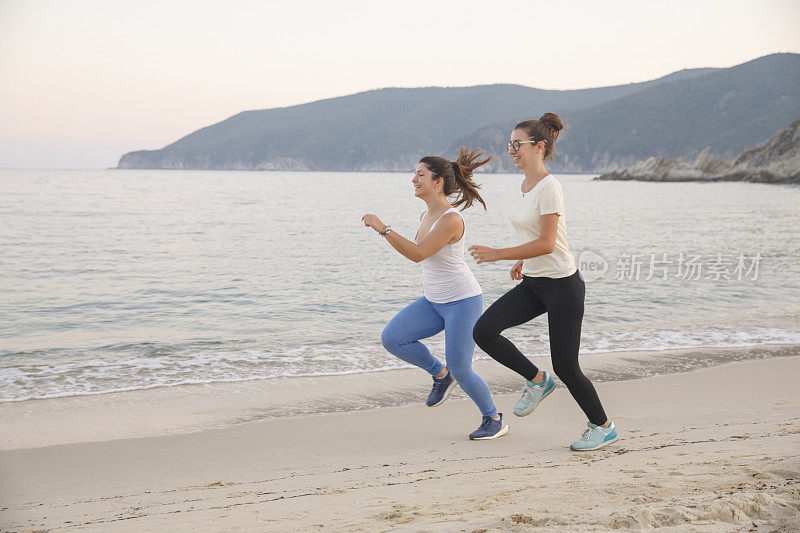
[380,226,392,236]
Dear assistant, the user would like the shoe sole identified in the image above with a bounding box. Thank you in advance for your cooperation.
[513,382,555,417]
[427,380,458,407]
[570,434,620,451]
[469,424,509,440]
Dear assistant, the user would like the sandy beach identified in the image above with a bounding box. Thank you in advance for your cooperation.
[3,4,800,532]
[2,352,800,532]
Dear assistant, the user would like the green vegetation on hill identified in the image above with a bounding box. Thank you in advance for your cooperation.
[118,54,800,173]
[455,53,800,173]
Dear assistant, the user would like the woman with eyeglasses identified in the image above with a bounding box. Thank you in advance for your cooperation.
[468,113,618,451]
[362,147,508,441]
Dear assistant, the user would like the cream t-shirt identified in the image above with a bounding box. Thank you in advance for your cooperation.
[509,175,577,278]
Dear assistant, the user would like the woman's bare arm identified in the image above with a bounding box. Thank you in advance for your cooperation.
[362,212,462,263]
[469,213,559,263]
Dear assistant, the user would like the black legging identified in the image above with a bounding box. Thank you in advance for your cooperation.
[473,269,608,426]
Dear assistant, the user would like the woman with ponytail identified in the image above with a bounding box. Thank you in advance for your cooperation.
[469,113,618,451]
[362,147,508,440]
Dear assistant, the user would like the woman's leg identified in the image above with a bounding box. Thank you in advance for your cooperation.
[542,273,608,426]
[438,294,497,417]
[472,282,547,381]
[381,296,445,376]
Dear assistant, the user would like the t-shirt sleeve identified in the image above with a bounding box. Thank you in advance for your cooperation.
[538,179,565,216]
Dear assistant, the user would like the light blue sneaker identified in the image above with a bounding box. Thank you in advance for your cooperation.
[513,371,555,417]
[569,421,619,451]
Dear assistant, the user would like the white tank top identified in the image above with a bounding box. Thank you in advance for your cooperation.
[415,207,482,304]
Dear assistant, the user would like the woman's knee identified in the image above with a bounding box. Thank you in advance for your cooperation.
[380,325,401,351]
[472,315,496,347]
[447,364,472,383]
[551,360,583,386]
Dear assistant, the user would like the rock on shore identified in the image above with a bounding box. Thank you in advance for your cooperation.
[597,118,800,184]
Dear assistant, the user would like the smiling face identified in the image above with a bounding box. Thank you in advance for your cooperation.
[508,128,544,171]
[412,162,442,198]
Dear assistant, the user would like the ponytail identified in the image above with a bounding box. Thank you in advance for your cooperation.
[450,147,490,211]
[419,147,491,211]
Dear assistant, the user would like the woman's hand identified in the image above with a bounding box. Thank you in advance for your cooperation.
[510,260,524,280]
[361,214,386,234]
[468,245,501,264]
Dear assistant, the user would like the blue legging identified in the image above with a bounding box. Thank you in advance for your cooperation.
[381,294,498,417]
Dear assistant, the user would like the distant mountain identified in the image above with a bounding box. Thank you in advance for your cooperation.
[596,117,800,183]
[117,67,717,171]
[118,54,800,173]
[454,53,800,173]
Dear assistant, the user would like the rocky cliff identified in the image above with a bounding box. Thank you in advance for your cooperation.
[596,119,800,184]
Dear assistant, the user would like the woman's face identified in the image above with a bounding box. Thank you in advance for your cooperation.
[508,128,544,170]
[412,163,442,198]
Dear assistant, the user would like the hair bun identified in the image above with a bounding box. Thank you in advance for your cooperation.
[538,112,564,133]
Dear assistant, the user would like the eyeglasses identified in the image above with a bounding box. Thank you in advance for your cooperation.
[507,139,542,152]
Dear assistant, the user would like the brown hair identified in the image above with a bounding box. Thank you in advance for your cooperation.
[419,146,491,211]
[514,112,564,161]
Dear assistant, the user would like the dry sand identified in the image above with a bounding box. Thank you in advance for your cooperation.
[2,355,799,532]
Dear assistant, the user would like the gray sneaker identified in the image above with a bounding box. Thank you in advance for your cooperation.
[513,371,555,417]
[426,371,457,407]
[468,413,509,440]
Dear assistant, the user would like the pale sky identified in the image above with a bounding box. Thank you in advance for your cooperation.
[1,0,799,168]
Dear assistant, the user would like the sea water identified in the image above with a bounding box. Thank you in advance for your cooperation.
[1,169,798,402]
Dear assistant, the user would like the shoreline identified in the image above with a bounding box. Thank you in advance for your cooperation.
[1,355,798,531]
[1,343,798,451]
[6,323,799,405]
[595,175,800,185]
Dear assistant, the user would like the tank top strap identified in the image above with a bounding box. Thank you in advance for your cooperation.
[432,207,461,227]
[416,207,462,241]
[447,208,465,242]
